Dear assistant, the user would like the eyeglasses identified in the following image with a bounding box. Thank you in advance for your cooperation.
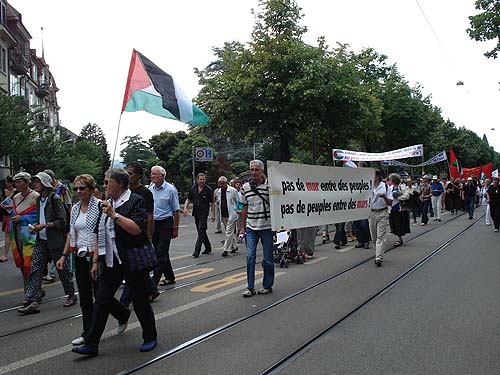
[103,180,109,185]
[72,186,87,192]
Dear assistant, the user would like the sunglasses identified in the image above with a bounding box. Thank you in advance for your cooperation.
[72,186,87,192]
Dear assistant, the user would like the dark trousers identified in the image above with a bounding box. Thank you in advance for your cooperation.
[152,218,175,283]
[85,257,157,345]
[75,256,96,337]
[353,219,370,245]
[421,200,430,224]
[75,256,123,337]
[334,223,347,245]
[194,215,211,255]
[120,275,157,307]
[491,203,500,230]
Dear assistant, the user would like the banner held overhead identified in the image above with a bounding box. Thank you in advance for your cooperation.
[332,145,423,162]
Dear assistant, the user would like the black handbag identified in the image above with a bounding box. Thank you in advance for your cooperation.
[127,243,158,273]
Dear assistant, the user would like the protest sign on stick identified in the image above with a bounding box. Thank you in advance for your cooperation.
[267,161,373,231]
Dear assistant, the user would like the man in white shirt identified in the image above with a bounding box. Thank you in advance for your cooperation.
[369,169,393,267]
[215,176,240,257]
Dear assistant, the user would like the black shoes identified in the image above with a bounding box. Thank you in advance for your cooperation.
[222,251,228,257]
[374,259,382,267]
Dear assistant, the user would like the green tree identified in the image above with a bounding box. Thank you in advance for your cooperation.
[149,131,188,164]
[467,0,500,59]
[196,0,332,162]
[79,123,111,181]
[120,134,154,164]
[0,95,34,171]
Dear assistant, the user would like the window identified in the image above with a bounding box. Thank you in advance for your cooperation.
[0,47,6,73]
[0,0,6,25]
[10,74,20,95]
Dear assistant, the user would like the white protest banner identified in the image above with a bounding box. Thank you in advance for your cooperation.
[382,151,447,168]
[332,144,423,162]
[267,161,373,231]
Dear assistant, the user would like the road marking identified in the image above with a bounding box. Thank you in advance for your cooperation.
[170,254,192,261]
[304,256,328,265]
[0,272,285,374]
[191,271,262,293]
[176,268,214,281]
[0,281,62,297]
[336,246,355,253]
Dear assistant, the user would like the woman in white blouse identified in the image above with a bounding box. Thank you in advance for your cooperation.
[56,174,121,346]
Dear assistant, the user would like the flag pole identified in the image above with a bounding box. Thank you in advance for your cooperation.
[111,113,123,170]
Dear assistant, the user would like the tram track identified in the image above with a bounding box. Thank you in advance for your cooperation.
[115,211,472,375]
[0,212,466,342]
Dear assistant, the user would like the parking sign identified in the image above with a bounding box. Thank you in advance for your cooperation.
[195,147,213,161]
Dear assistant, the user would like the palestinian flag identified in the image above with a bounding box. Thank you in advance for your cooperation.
[449,148,462,179]
[121,50,209,125]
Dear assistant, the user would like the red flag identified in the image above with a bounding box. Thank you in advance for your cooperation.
[449,148,462,179]
[462,163,493,179]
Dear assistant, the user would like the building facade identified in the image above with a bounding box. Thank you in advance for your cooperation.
[0,1,61,178]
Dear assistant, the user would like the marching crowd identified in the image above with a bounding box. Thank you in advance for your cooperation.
[0,161,499,357]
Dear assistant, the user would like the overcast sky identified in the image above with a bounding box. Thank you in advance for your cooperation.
[11,0,500,159]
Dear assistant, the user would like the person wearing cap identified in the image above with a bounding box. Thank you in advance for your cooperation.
[430,175,444,222]
[487,177,500,232]
[10,172,39,289]
[463,176,478,220]
[18,172,77,315]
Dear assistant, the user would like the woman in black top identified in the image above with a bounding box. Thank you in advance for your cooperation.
[72,168,157,356]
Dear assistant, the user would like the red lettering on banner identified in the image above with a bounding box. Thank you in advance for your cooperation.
[357,200,368,208]
[306,182,319,191]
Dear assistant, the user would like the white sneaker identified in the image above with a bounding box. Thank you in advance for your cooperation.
[117,321,128,334]
[495,229,499,232]
[486,223,491,226]
[72,336,86,345]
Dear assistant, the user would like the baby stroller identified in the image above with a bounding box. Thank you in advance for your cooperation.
[274,229,306,268]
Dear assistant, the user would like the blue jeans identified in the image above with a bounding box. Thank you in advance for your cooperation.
[245,228,274,290]
[466,197,475,218]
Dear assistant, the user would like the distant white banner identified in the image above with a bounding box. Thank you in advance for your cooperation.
[267,161,373,231]
[332,144,423,162]
[382,151,447,168]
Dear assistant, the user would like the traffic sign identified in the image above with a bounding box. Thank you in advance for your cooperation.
[195,147,213,162]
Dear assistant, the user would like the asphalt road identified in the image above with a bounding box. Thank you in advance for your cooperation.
[0,207,497,375]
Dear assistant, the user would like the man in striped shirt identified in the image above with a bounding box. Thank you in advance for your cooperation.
[239,160,274,297]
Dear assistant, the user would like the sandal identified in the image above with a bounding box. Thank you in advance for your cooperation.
[394,241,402,248]
[63,295,77,307]
[0,256,8,263]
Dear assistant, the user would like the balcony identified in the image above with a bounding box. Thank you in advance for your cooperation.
[10,51,30,75]
[36,82,50,98]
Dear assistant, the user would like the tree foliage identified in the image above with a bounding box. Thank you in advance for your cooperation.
[467,0,500,59]
[79,123,111,181]
[0,95,34,170]
[120,134,154,164]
